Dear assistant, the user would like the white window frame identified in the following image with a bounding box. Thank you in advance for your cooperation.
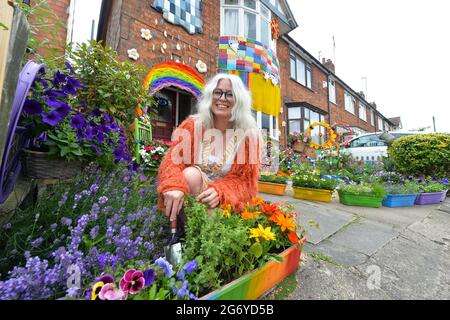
[344,91,355,114]
[290,52,312,89]
[370,109,375,126]
[378,117,383,131]
[329,78,336,104]
[359,102,367,122]
[255,110,278,140]
[221,0,275,50]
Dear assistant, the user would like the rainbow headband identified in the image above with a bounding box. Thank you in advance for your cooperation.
[144,62,205,99]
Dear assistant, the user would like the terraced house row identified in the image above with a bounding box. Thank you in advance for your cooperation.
[29,0,399,146]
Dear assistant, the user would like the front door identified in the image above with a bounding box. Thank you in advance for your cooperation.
[152,89,176,140]
[152,88,196,141]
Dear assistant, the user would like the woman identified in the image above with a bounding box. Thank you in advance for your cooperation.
[157,73,262,223]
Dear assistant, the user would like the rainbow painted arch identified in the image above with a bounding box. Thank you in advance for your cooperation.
[143,61,205,99]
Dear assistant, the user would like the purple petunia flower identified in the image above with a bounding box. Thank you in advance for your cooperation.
[70,112,86,130]
[23,99,43,115]
[62,76,80,95]
[143,269,155,287]
[45,89,67,99]
[65,62,76,74]
[52,70,67,87]
[41,110,65,127]
[90,108,102,117]
[45,96,66,109]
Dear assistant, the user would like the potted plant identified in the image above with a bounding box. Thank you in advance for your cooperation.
[139,139,171,176]
[337,182,387,208]
[258,174,288,195]
[381,181,420,207]
[287,132,311,153]
[20,62,131,178]
[415,179,448,205]
[292,172,338,202]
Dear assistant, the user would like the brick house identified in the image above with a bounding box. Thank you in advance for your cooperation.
[29,0,397,145]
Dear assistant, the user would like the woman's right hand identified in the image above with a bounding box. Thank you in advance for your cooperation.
[163,190,185,222]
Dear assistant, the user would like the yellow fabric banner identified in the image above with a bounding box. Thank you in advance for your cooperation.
[249,73,281,116]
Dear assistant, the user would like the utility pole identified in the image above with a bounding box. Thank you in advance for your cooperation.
[432,116,436,132]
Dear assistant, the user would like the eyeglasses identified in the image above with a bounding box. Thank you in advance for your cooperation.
[213,89,234,101]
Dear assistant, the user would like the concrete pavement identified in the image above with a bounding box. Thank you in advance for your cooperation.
[259,190,450,300]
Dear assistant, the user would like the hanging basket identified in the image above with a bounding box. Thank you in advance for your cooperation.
[22,149,83,179]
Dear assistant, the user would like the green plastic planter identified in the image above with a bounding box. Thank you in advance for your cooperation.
[338,191,385,208]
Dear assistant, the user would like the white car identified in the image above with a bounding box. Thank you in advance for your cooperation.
[341,132,418,161]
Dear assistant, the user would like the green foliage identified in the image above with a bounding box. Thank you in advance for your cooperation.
[388,133,450,178]
[338,182,387,198]
[417,180,448,193]
[67,41,154,127]
[258,174,288,184]
[382,181,420,195]
[15,0,65,70]
[292,173,338,191]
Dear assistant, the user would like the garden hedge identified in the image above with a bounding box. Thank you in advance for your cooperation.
[388,133,450,178]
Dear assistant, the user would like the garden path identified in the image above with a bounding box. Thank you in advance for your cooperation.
[260,192,450,300]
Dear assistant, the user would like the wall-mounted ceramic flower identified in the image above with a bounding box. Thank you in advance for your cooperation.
[270,75,278,86]
[264,72,270,81]
[176,43,181,50]
[163,30,168,37]
[141,28,152,40]
[127,48,140,61]
[162,42,167,50]
[196,60,207,73]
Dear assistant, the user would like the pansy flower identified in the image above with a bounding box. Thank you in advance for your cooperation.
[119,269,145,294]
[99,283,127,300]
[91,274,114,300]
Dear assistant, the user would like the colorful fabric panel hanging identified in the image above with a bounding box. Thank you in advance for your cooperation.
[217,36,280,87]
[152,0,203,34]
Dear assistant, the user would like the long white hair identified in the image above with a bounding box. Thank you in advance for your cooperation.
[196,73,258,132]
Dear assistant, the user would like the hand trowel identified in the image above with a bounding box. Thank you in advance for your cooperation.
[164,219,182,267]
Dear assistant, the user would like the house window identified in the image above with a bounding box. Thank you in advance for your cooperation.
[344,91,355,114]
[254,110,278,140]
[370,109,375,126]
[378,117,383,131]
[289,53,312,88]
[287,105,325,143]
[329,78,336,104]
[67,0,103,44]
[222,0,273,49]
[359,102,367,122]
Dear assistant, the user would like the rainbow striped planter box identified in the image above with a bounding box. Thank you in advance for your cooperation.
[200,239,305,300]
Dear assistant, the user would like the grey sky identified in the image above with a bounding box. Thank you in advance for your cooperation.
[287,0,450,133]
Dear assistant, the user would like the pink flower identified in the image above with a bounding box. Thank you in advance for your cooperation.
[119,269,145,294]
[99,283,128,300]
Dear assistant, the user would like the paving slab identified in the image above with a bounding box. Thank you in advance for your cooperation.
[303,240,369,267]
[288,252,392,300]
[328,219,400,256]
[355,229,450,300]
[408,210,450,244]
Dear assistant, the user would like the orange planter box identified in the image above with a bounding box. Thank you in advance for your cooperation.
[258,181,287,195]
[200,239,305,300]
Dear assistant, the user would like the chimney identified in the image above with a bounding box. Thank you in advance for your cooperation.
[322,58,335,73]
[370,102,377,109]
[358,91,365,99]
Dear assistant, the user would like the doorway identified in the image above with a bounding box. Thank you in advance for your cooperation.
[152,88,197,141]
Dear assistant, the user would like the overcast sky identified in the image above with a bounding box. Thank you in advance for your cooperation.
[286,0,450,133]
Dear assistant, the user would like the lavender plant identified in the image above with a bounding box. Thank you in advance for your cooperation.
[0,165,168,300]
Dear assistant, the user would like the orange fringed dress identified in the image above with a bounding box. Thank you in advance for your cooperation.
[157,116,260,212]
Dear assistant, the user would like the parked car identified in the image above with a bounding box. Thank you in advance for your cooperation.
[341,132,419,161]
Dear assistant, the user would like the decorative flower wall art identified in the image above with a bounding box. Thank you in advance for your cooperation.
[127,48,140,61]
[196,60,207,73]
[141,28,152,40]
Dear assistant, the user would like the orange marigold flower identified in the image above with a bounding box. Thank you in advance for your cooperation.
[288,232,299,244]
[241,210,260,220]
[275,213,296,232]
[260,203,281,216]
[251,196,265,206]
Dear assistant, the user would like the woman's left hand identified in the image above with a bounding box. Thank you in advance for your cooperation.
[197,187,219,209]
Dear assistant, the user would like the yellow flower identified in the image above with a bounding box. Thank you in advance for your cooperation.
[91,281,105,300]
[222,209,231,218]
[249,224,276,242]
